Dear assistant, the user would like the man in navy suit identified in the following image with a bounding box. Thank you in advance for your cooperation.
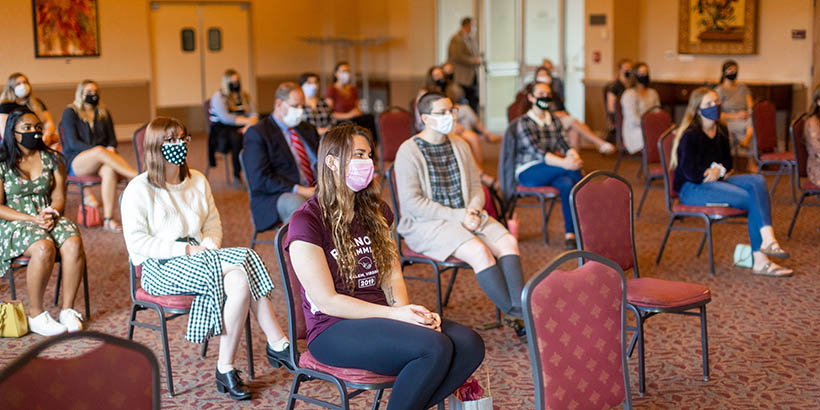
[243,82,320,231]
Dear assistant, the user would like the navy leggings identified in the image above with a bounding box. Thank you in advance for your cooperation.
[309,318,485,410]
[517,162,583,233]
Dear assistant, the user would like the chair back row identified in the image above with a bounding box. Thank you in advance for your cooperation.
[657,127,678,210]
[790,112,809,178]
[751,100,777,156]
[274,225,309,369]
[640,107,673,166]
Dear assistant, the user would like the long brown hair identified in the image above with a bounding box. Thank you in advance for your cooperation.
[669,87,714,169]
[144,117,191,188]
[317,123,396,294]
[71,79,108,123]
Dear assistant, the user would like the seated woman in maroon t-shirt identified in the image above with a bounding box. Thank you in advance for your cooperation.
[285,124,485,410]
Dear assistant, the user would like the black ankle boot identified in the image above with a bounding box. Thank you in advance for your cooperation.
[215,368,252,400]
[266,343,295,372]
[503,316,527,344]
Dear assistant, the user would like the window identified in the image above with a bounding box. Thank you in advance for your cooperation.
[207,27,222,51]
[181,28,195,52]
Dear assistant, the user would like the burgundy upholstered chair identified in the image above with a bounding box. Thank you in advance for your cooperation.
[377,106,412,176]
[132,123,148,173]
[274,225,398,410]
[126,262,254,397]
[636,108,674,216]
[57,123,102,228]
[385,165,471,315]
[522,250,632,410]
[787,113,820,238]
[4,252,91,320]
[751,100,796,201]
[0,331,160,410]
[238,149,280,250]
[655,129,749,275]
[570,170,712,395]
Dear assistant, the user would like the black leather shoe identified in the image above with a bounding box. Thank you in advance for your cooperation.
[215,368,252,401]
[266,343,295,372]
[503,316,528,344]
[565,238,578,250]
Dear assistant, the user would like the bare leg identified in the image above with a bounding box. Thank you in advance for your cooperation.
[218,268,251,369]
[453,237,496,272]
[71,146,137,180]
[58,236,85,310]
[570,120,610,149]
[460,130,484,167]
[22,239,57,317]
[481,233,519,258]
[249,296,287,344]
[99,165,118,220]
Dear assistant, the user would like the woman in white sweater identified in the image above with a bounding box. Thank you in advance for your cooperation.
[121,117,290,401]
[620,62,660,154]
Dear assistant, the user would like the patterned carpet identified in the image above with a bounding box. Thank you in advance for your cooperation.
[1,136,819,409]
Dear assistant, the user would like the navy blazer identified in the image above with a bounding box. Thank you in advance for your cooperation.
[242,116,320,231]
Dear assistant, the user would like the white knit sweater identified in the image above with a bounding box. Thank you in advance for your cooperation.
[121,170,222,265]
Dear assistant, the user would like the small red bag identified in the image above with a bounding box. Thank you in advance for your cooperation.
[76,204,102,227]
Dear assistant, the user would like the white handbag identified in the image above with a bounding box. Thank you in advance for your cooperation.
[733,244,752,268]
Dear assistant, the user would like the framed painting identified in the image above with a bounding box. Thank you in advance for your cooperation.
[32,0,100,57]
[678,0,758,55]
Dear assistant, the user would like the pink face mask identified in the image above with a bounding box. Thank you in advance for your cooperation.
[346,158,374,192]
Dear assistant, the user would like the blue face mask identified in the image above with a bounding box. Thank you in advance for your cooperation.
[700,105,721,121]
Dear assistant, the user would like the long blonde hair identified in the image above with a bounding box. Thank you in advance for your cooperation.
[71,79,108,124]
[219,69,251,113]
[317,124,397,294]
[1,73,47,119]
[144,117,191,188]
[669,87,715,169]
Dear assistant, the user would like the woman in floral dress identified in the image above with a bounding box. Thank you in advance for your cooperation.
[0,108,87,336]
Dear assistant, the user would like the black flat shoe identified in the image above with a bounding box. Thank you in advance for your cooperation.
[267,343,295,372]
[565,238,577,250]
[215,368,252,401]
[503,316,527,344]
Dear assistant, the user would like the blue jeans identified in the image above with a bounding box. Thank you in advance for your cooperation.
[679,174,772,251]
[517,162,583,233]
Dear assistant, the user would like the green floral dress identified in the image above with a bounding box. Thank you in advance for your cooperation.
[0,151,80,276]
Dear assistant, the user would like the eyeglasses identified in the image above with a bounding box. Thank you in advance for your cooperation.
[429,107,459,116]
[164,135,191,144]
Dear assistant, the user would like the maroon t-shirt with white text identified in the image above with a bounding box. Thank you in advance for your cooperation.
[284,196,392,344]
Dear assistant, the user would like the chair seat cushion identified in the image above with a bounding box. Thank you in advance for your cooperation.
[67,175,103,184]
[401,244,465,264]
[648,165,664,178]
[516,185,560,196]
[672,203,747,217]
[804,181,820,191]
[135,288,194,310]
[627,277,711,309]
[299,350,396,385]
[759,152,794,162]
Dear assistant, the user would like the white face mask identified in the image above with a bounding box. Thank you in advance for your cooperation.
[337,71,350,85]
[14,83,30,99]
[535,76,550,83]
[302,83,317,98]
[282,105,304,128]
[426,113,454,135]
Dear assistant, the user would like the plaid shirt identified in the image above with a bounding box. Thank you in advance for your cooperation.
[414,137,465,208]
[513,110,570,174]
[303,99,334,130]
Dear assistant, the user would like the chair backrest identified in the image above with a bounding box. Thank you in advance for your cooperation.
[274,224,309,370]
[378,107,412,164]
[522,250,631,410]
[641,107,673,166]
[384,164,407,257]
[791,112,809,178]
[751,100,777,156]
[203,99,214,129]
[507,90,530,123]
[129,262,142,302]
[237,149,263,232]
[132,123,148,173]
[0,331,160,410]
[570,171,638,275]
[614,96,624,148]
[657,127,678,212]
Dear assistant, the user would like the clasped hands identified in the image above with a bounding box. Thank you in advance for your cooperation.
[32,207,58,231]
[462,208,486,232]
[391,304,442,332]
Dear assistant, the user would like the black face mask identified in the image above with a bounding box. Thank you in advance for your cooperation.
[636,74,650,86]
[444,73,454,81]
[84,94,99,106]
[725,72,738,81]
[16,131,45,150]
[623,71,631,79]
[535,96,552,110]
[229,81,241,92]
[434,79,447,89]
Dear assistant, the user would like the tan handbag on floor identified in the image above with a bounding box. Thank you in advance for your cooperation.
[0,300,29,337]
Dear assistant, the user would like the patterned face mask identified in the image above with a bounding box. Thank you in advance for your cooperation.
[161,141,188,165]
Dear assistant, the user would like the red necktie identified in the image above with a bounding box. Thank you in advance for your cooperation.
[289,129,314,186]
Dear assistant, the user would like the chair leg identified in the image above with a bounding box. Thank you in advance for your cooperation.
[769,166,783,198]
[636,312,646,397]
[539,196,549,245]
[442,268,459,308]
[703,217,716,276]
[8,267,16,300]
[245,314,254,380]
[79,184,88,228]
[82,265,90,319]
[286,373,305,410]
[787,193,806,239]
[700,305,710,382]
[127,304,138,340]
[655,217,675,265]
[613,150,624,173]
[250,232,258,250]
[155,307,176,397]
[54,263,62,306]
[433,264,444,316]
[224,153,231,183]
[695,231,707,258]
[790,165,797,204]
[371,389,385,410]
[636,179,651,217]
[200,339,209,358]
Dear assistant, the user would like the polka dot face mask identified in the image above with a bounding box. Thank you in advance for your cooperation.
[161,140,188,166]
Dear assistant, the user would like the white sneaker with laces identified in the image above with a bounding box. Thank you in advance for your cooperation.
[59,308,84,333]
[28,311,68,336]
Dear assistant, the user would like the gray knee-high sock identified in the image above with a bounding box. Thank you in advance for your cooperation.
[498,254,525,311]
[475,264,512,314]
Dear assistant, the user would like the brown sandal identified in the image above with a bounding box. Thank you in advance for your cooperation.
[752,263,793,277]
[103,218,123,233]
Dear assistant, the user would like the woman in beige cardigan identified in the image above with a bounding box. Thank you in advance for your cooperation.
[394,92,526,340]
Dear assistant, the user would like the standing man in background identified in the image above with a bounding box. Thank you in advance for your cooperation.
[448,17,481,114]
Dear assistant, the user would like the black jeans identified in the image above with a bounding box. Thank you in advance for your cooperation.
[208,122,243,179]
[309,318,485,410]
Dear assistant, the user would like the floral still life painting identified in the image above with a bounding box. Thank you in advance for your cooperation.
[32,0,100,57]
[678,0,757,55]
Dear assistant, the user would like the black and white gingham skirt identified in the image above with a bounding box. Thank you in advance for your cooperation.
[141,247,274,343]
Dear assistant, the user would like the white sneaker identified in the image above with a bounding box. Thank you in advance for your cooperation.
[59,309,84,333]
[28,311,68,336]
[599,142,616,155]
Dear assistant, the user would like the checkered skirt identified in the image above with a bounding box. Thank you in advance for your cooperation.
[140,247,274,343]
